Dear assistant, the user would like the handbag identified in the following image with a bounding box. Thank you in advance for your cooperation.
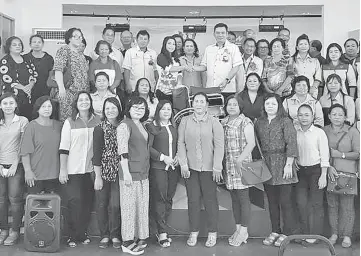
[327,129,358,195]
[47,48,72,89]
[240,120,272,186]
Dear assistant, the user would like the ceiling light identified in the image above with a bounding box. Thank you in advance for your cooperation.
[70,10,78,14]
[189,11,200,15]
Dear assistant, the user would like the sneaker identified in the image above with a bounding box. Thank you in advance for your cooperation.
[112,238,121,249]
[81,233,91,245]
[3,231,19,246]
[0,230,9,245]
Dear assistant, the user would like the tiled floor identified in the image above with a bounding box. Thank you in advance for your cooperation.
[0,237,359,256]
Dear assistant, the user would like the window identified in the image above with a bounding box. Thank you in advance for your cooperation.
[0,13,15,56]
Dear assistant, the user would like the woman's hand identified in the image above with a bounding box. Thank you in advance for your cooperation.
[212,171,223,183]
[58,86,66,101]
[181,165,190,179]
[59,169,69,184]
[7,164,17,177]
[318,173,327,189]
[172,156,179,167]
[123,172,133,186]
[283,163,293,179]
[94,176,103,190]
[0,166,3,177]
[327,166,339,182]
[25,170,36,187]
[163,155,174,166]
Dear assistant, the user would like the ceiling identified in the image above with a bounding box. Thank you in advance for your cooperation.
[63,4,322,17]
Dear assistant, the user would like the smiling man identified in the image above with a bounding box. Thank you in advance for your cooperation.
[195,23,244,98]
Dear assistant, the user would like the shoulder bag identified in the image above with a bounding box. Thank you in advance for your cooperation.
[240,119,272,185]
[47,47,72,89]
[327,128,358,195]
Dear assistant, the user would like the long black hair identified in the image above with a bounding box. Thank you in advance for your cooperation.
[124,96,149,123]
[32,95,57,120]
[101,97,123,125]
[0,93,19,121]
[132,77,156,104]
[160,36,179,66]
[244,72,266,95]
[292,34,310,62]
[325,43,348,64]
[153,100,175,128]
[71,91,95,121]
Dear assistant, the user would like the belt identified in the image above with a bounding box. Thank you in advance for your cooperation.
[299,163,321,169]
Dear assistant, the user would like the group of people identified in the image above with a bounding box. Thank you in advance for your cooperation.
[0,21,359,255]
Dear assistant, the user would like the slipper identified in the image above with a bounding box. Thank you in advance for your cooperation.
[121,241,144,255]
[135,238,148,249]
[229,231,248,247]
[156,234,171,248]
[342,237,352,248]
[205,232,217,248]
[263,232,279,246]
[274,234,287,247]
[187,232,198,247]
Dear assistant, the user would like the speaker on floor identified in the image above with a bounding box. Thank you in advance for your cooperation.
[24,194,61,252]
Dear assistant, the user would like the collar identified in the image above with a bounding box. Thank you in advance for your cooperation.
[136,45,149,53]
[223,114,244,126]
[0,114,20,125]
[96,56,112,63]
[297,124,314,132]
[192,112,209,123]
[296,53,312,60]
[75,113,95,121]
[289,93,313,103]
[213,40,230,49]
[242,54,254,61]
[327,92,342,100]
[91,90,112,97]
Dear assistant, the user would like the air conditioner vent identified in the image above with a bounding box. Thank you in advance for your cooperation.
[32,29,66,42]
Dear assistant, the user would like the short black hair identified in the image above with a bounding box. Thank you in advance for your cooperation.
[94,40,113,55]
[228,31,236,38]
[344,38,359,48]
[102,27,115,35]
[224,95,243,116]
[101,97,123,125]
[0,93,19,121]
[124,96,149,123]
[29,34,44,44]
[278,27,290,35]
[64,27,83,44]
[269,38,286,51]
[172,34,184,42]
[181,38,200,58]
[244,37,256,46]
[95,71,110,82]
[192,92,209,105]
[298,104,314,115]
[81,38,87,47]
[32,95,57,120]
[328,103,347,116]
[4,36,24,54]
[311,40,322,52]
[214,23,228,32]
[136,30,150,40]
[291,75,311,94]
[261,93,287,118]
[256,39,270,57]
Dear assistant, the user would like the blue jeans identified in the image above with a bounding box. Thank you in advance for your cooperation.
[0,164,25,232]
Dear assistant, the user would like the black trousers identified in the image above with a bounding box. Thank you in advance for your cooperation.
[149,168,180,234]
[61,173,94,241]
[229,188,251,227]
[295,165,325,235]
[27,178,60,194]
[184,170,219,232]
[264,183,297,235]
[95,178,121,239]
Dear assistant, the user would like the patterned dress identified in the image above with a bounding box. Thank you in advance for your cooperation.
[0,54,38,120]
[254,116,298,185]
[53,45,89,121]
[222,114,253,190]
[262,55,293,97]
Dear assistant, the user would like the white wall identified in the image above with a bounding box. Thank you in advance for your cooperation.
[2,0,360,55]
[63,16,323,58]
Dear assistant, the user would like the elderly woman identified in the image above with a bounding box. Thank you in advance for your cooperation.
[117,96,150,255]
[255,94,298,247]
[53,28,89,121]
[0,36,38,120]
[319,73,355,126]
[290,34,322,99]
[323,104,360,248]
[322,43,357,98]
[221,95,255,247]
[88,40,122,93]
[178,92,224,248]
[283,75,324,129]
[262,38,293,97]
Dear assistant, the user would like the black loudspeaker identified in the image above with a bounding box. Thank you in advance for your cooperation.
[24,194,61,252]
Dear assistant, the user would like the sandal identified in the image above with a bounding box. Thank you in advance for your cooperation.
[274,234,287,247]
[135,238,148,249]
[99,237,110,249]
[263,232,279,246]
[342,236,352,248]
[228,230,238,243]
[156,233,172,248]
[67,237,77,248]
[229,231,248,247]
[328,234,338,246]
[121,241,144,255]
[205,232,217,248]
[187,232,199,247]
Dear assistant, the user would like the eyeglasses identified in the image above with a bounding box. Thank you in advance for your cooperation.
[258,47,269,49]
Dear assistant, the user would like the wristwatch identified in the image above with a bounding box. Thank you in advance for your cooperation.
[341,152,346,159]
[225,78,231,84]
